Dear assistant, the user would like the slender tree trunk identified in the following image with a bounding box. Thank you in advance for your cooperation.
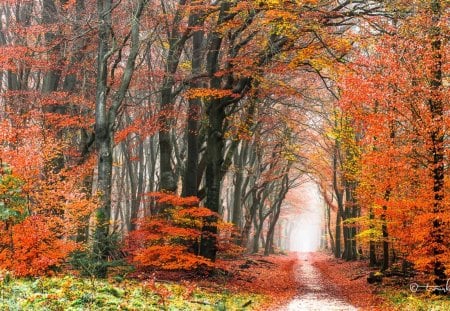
[264,174,289,255]
[93,0,147,277]
[252,206,264,254]
[381,188,390,271]
[232,142,249,228]
[369,205,377,266]
[333,143,343,258]
[342,204,350,260]
[429,0,446,287]
[320,205,328,250]
[335,201,342,258]
[93,0,113,278]
[146,134,158,215]
[124,137,144,232]
[343,183,357,260]
[331,126,345,259]
[326,203,335,253]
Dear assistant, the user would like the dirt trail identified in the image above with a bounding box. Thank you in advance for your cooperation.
[278,253,357,311]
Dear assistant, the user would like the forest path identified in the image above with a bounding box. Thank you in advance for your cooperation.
[278,252,357,311]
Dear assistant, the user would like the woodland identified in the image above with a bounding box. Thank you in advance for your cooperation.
[0,0,449,310]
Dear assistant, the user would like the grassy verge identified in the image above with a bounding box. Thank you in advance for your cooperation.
[382,290,450,311]
[0,275,265,310]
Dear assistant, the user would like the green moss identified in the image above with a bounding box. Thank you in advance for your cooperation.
[0,275,265,310]
[383,290,450,310]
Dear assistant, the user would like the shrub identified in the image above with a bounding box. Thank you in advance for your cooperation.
[124,193,215,271]
[0,215,77,276]
[0,172,77,276]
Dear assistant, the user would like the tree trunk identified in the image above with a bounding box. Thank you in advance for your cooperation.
[333,143,343,258]
[335,200,342,258]
[252,204,265,254]
[201,99,225,260]
[343,183,357,260]
[429,0,446,287]
[199,1,230,260]
[369,205,377,266]
[264,174,289,255]
[182,11,204,198]
[93,0,113,278]
[241,200,258,249]
[326,203,335,253]
[41,0,61,94]
[232,141,249,228]
[381,188,390,271]
[159,0,189,193]
[93,0,147,277]
[124,136,144,232]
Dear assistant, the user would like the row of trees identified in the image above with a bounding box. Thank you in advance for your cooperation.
[317,0,449,287]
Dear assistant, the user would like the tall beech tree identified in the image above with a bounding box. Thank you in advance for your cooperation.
[428,0,446,287]
[158,0,191,193]
[93,0,148,277]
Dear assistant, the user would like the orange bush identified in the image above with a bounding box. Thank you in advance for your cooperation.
[124,216,214,271]
[124,193,216,271]
[125,192,243,271]
[0,215,77,276]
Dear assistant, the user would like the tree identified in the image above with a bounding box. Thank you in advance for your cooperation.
[124,193,214,271]
[93,0,149,277]
[338,0,449,282]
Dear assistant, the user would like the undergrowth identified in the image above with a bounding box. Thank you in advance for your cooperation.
[0,274,263,310]
[383,289,450,310]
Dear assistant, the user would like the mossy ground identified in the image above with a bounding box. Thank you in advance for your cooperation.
[0,275,264,310]
[383,290,450,311]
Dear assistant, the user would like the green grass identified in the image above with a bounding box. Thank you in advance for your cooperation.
[0,275,264,310]
[383,290,450,311]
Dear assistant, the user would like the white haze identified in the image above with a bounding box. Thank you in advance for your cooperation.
[288,182,323,252]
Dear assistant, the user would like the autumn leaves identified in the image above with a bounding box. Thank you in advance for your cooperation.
[336,0,449,285]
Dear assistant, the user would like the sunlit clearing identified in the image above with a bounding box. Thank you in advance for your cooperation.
[288,182,323,253]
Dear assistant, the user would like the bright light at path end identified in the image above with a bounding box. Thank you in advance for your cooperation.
[288,182,323,252]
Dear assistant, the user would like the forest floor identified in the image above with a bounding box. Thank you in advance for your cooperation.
[1,252,449,310]
[0,253,298,310]
[276,252,383,310]
[277,252,450,311]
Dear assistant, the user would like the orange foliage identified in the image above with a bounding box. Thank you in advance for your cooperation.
[125,192,242,271]
[184,88,237,100]
[175,207,218,218]
[124,193,214,271]
[0,216,77,277]
[0,86,96,277]
[338,4,450,278]
[132,245,212,270]
[145,192,199,207]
